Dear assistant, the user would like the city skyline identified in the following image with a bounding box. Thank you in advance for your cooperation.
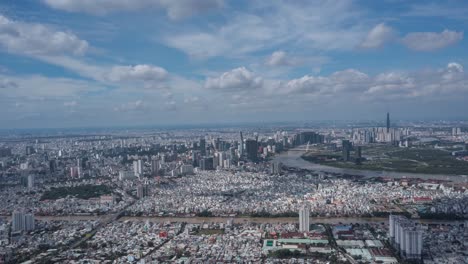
[0,0,467,128]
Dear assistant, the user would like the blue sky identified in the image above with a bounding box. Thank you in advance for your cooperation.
[0,0,467,128]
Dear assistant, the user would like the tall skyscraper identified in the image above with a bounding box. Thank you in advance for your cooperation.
[299,205,310,232]
[239,131,244,157]
[199,138,206,156]
[245,139,258,162]
[386,112,390,133]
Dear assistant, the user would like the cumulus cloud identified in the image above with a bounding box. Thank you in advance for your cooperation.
[401,30,463,51]
[0,15,88,56]
[107,64,168,82]
[43,0,224,20]
[205,67,263,91]
[360,23,395,49]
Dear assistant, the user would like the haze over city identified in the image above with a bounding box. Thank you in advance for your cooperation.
[1,0,468,128]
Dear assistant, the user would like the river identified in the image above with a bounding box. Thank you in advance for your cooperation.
[273,148,468,183]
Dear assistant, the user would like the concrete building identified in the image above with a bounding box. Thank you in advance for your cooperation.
[299,205,310,232]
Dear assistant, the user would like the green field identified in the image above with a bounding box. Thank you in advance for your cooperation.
[302,145,468,175]
[40,185,112,200]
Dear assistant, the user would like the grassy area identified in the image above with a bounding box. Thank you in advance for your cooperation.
[40,185,112,200]
[302,146,468,175]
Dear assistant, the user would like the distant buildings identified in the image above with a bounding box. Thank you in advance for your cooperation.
[389,215,423,262]
[299,205,310,232]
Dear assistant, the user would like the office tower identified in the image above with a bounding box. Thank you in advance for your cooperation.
[342,140,352,162]
[119,170,134,181]
[199,138,206,156]
[299,205,310,232]
[27,175,35,189]
[151,159,160,175]
[245,139,258,162]
[133,160,143,177]
[218,152,226,168]
[386,112,390,133]
[239,132,244,157]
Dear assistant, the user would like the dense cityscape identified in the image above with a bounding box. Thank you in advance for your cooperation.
[1,0,468,263]
[0,115,467,263]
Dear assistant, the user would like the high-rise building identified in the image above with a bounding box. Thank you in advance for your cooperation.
[133,160,143,177]
[342,140,352,162]
[299,205,310,232]
[245,139,258,162]
[270,162,282,175]
[239,132,244,157]
[11,211,35,232]
[137,184,149,199]
[12,211,24,232]
[25,146,34,155]
[388,215,422,262]
[199,138,206,156]
[49,160,56,173]
[27,175,35,189]
[151,159,160,175]
[386,112,390,133]
[24,213,35,231]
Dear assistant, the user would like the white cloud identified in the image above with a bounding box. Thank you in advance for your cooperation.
[43,0,224,20]
[401,30,463,51]
[205,67,263,91]
[266,51,298,67]
[0,15,88,56]
[360,23,395,49]
[107,64,168,82]
[164,1,367,58]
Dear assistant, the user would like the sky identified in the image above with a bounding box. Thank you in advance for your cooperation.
[0,0,467,128]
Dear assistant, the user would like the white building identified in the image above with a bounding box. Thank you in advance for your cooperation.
[133,160,143,177]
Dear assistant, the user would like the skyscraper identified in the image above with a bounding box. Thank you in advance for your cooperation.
[386,112,390,133]
[299,205,310,232]
[245,139,258,162]
[239,131,244,157]
[342,140,352,162]
[199,138,206,156]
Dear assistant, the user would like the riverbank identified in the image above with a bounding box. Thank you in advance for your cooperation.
[274,147,468,183]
